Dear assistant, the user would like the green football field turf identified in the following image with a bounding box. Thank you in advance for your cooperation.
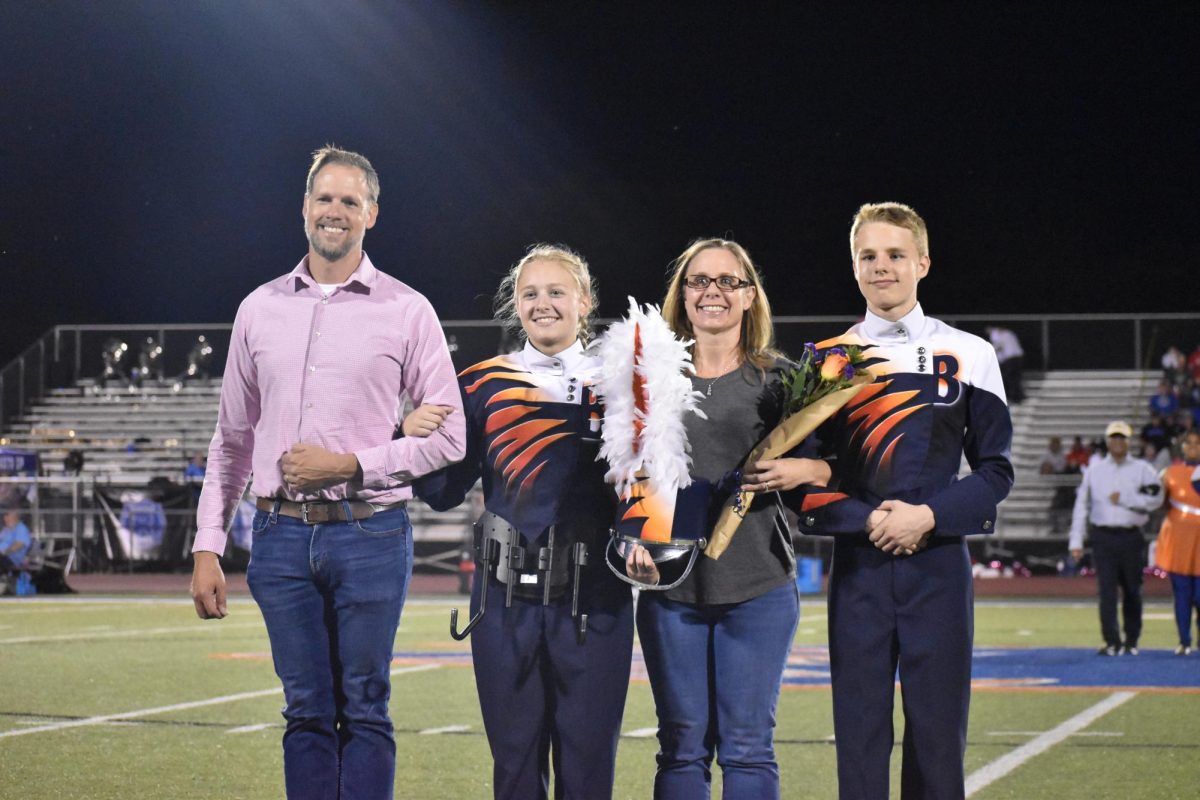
[1,594,1197,799]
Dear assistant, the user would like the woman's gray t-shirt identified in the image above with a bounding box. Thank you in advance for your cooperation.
[666,360,797,605]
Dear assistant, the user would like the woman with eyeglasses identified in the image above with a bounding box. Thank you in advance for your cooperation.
[626,238,831,799]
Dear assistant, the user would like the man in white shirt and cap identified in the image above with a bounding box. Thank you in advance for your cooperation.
[1069,420,1161,655]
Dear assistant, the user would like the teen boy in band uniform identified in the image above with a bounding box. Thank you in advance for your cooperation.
[796,203,1014,799]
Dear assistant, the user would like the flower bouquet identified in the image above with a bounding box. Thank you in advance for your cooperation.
[703,344,873,559]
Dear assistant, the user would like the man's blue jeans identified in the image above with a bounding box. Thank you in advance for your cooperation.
[247,503,412,800]
[636,580,800,800]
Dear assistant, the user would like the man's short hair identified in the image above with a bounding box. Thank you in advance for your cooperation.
[849,202,929,259]
[305,145,380,206]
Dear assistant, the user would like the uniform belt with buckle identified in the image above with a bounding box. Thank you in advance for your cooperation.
[255,497,402,524]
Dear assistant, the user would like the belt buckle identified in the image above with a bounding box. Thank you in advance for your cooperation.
[300,502,316,525]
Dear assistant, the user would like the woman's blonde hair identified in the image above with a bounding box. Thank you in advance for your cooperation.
[493,244,598,344]
[661,238,779,370]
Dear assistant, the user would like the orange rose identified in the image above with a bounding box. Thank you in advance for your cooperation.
[819,352,849,381]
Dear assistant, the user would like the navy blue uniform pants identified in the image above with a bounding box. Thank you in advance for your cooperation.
[470,572,634,799]
[829,539,973,800]
[1168,572,1200,647]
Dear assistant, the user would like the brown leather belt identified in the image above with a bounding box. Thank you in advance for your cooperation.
[255,497,402,525]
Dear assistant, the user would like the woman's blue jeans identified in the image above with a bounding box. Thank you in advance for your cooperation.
[247,504,412,800]
[636,580,800,800]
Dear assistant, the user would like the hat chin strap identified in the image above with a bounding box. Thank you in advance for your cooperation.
[605,532,705,592]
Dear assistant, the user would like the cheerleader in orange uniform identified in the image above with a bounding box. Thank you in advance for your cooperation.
[1155,429,1200,655]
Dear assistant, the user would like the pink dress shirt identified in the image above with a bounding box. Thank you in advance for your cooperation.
[193,253,466,555]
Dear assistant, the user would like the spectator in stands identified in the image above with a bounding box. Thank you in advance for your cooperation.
[0,506,33,589]
[1182,377,1200,412]
[986,325,1025,404]
[1188,383,1200,428]
[1149,379,1179,419]
[1188,343,1200,383]
[1142,414,1171,454]
[184,453,207,481]
[189,146,465,800]
[1162,345,1185,386]
[1069,421,1161,656]
[1040,436,1074,533]
[1167,409,1195,451]
[1040,436,1066,474]
[1140,439,1172,473]
[1065,435,1092,473]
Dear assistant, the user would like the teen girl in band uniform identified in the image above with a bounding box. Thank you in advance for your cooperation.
[413,245,633,800]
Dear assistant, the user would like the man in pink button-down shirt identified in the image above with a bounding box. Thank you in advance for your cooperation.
[190,146,464,800]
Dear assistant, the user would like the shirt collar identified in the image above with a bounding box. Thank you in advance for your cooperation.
[861,303,927,343]
[522,339,586,375]
[287,252,377,295]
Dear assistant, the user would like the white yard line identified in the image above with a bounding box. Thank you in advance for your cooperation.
[0,621,264,645]
[623,727,658,738]
[0,663,440,741]
[418,724,470,735]
[965,691,1136,797]
[226,723,277,734]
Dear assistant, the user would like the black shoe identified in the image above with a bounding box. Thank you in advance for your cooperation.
[1121,644,1139,656]
[1097,645,1119,656]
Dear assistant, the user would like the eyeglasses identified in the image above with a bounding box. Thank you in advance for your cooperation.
[684,274,752,292]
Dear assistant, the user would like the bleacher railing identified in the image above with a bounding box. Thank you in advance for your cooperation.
[3,314,1198,432]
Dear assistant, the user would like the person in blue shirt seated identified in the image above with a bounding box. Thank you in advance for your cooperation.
[0,506,34,588]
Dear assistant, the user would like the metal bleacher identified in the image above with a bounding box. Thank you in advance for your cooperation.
[7,379,220,484]
[998,369,1160,539]
[1,378,473,573]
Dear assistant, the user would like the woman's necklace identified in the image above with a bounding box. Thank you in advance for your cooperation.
[698,354,742,397]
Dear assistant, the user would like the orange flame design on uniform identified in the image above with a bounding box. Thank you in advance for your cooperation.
[460,357,574,499]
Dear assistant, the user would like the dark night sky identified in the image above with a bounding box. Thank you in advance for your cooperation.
[2,1,1197,367]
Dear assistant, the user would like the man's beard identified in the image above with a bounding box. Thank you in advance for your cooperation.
[305,221,358,262]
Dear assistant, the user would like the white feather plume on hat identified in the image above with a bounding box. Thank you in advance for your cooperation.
[592,297,705,496]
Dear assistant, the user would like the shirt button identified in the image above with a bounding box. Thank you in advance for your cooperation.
[306,403,313,409]
[567,394,575,401]
[309,365,316,372]
[322,297,328,305]
[804,515,816,526]
[983,520,993,530]
[315,331,321,337]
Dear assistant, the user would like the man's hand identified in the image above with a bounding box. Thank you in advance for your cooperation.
[868,500,935,556]
[1070,548,1083,561]
[402,404,455,438]
[281,443,359,493]
[191,551,227,620]
[741,458,832,493]
[865,509,889,534]
[1108,491,1121,505]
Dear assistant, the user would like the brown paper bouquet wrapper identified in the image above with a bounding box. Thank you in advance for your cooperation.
[704,376,872,560]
